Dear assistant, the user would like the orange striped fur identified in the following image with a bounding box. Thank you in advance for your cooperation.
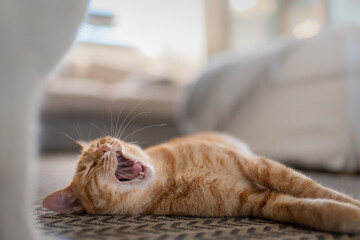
[43,132,360,233]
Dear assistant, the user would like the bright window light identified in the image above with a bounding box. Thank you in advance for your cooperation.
[292,19,321,39]
[230,0,258,13]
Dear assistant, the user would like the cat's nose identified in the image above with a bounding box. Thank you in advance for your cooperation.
[99,145,110,155]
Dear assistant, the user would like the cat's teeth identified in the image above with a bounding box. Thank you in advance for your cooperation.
[139,172,145,179]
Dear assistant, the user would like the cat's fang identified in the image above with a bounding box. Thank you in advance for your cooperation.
[132,161,144,176]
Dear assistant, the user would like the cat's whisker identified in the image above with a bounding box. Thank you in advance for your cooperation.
[117,164,133,168]
[117,161,134,166]
[101,122,110,137]
[74,122,85,143]
[117,110,132,140]
[118,161,133,164]
[118,111,151,140]
[87,117,98,141]
[79,153,105,165]
[116,167,132,171]
[115,167,137,173]
[117,165,133,170]
[62,133,79,145]
[115,171,134,176]
[89,122,107,137]
[122,123,167,142]
[115,168,134,172]
[114,105,126,139]
[110,111,114,138]
[117,99,147,139]
[115,172,135,179]
[115,167,134,172]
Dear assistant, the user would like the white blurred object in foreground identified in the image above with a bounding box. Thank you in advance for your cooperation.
[0,1,88,239]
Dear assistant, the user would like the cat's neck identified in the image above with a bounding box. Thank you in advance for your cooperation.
[147,151,175,186]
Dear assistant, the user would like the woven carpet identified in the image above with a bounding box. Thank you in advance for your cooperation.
[33,154,360,240]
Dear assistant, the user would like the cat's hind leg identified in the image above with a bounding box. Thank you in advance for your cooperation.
[234,153,360,209]
[241,188,360,234]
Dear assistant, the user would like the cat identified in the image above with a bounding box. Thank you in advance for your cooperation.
[43,132,360,234]
[0,1,88,240]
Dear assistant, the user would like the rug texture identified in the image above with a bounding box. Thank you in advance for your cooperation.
[33,170,360,240]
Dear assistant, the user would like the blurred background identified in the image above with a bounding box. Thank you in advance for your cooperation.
[40,0,360,171]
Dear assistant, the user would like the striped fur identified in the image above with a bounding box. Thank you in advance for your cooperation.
[43,133,360,234]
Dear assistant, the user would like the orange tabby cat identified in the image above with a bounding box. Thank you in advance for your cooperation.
[43,132,360,234]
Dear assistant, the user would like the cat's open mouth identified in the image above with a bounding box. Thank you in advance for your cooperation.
[115,152,146,182]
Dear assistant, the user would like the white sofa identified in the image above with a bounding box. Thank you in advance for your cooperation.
[180,27,360,172]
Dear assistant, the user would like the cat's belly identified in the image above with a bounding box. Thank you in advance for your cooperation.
[191,132,254,157]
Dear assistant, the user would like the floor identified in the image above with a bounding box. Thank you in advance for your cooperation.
[33,153,360,240]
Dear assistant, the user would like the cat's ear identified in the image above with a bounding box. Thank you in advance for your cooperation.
[42,185,83,213]
[76,141,85,151]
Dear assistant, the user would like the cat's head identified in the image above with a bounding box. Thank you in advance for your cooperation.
[42,136,154,213]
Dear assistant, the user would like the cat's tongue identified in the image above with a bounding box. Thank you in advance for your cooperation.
[116,160,145,181]
[132,161,144,177]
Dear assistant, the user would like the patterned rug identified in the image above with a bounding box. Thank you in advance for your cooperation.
[33,170,360,240]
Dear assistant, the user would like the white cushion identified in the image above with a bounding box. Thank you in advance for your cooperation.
[179,27,360,172]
